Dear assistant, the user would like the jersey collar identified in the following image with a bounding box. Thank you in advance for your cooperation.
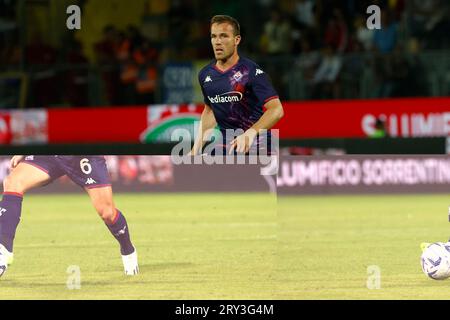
[214,57,240,74]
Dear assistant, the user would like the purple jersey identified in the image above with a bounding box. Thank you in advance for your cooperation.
[198,57,279,132]
[22,155,111,189]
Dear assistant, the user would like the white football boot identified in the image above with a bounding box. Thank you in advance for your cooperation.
[0,244,13,278]
[121,247,139,276]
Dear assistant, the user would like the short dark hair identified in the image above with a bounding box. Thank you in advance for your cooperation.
[210,15,240,36]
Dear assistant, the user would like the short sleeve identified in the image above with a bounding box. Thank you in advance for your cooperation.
[250,66,279,107]
[198,72,210,106]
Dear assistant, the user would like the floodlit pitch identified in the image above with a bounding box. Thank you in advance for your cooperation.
[0,193,276,300]
[2,192,449,299]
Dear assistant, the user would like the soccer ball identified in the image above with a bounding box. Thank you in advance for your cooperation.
[421,242,450,280]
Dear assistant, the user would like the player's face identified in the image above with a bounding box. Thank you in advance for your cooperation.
[210,23,241,61]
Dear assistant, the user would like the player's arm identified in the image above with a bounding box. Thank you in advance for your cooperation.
[10,155,24,169]
[249,98,284,133]
[230,98,284,154]
[191,104,217,155]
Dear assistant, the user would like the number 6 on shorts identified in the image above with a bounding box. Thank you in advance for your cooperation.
[80,158,92,175]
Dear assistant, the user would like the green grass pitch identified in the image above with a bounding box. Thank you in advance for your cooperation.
[1,193,449,299]
[277,194,450,299]
[0,193,277,300]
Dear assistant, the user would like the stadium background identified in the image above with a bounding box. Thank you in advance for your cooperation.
[0,0,449,299]
[0,0,448,152]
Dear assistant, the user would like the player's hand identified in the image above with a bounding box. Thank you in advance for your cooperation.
[229,129,257,154]
[10,155,24,169]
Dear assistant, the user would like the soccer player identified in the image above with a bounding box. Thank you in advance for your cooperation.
[0,155,139,277]
[191,15,284,156]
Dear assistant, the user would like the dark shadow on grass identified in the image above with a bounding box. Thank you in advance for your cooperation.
[0,262,196,288]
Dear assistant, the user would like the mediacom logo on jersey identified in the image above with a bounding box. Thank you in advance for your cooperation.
[208,91,243,104]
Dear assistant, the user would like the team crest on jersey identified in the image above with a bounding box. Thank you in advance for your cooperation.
[233,71,243,81]
[204,75,212,83]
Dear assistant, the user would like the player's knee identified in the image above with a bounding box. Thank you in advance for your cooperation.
[3,175,26,193]
[97,205,116,224]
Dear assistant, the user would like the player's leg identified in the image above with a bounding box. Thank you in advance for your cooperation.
[0,161,52,276]
[60,156,138,275]
[85,186,138,275]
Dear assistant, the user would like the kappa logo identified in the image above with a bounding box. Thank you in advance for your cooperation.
[204,75,212,83]
[115,226,127,236]
[25,156,34,161]
[0,207,6,217]
[255,68,264,76]
[85,178,97,185]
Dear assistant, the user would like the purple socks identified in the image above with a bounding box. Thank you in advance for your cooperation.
[106,209,135,255]
[0,193,23,252]
[0,193,134,256]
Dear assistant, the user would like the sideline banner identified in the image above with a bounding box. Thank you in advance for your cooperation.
[0,110,47,145]
[277,155,450,194]
[0,155,448,195]
[0,156,271,193]
[0,97,448,145]
[276,98,450,138]
[161,63,195,104]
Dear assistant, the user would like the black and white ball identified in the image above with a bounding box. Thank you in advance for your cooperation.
[421,242,450,280]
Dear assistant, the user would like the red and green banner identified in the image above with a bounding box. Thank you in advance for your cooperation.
[140,104,203,143]
[0,97,449,145]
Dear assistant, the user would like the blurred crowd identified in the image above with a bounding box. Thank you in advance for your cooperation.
[94,25,159,106]
[257,0,448,99]
[0,0,449,108]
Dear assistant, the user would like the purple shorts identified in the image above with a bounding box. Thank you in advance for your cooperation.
[22,155,111,189]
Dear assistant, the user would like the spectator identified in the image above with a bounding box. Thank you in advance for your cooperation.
[115,31,131,62]
[370,117,388,138]
[94,25,120,105]
[167,0,194,57]
[64,38,89,106]
[389,45,414,97]
[0,29,21,70]
[373,43,414,98]
[105,27,160,106]
[388,0,405,21]
[323,8,348,53]
[409,0,442,37]
[293,0,316,30]
[312,45,343,99]
[405,38,429,97]
[261,8,292,56]
[373,10,398,53]
[26,32,58,108]
[409,0,449,50]
[295,37,320,81]
[343,40,365,98]
[133,39,159,105]
[94,25,118,65]
[354,15,373,51]
[388,39,429,98]
[126,25,144,53]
